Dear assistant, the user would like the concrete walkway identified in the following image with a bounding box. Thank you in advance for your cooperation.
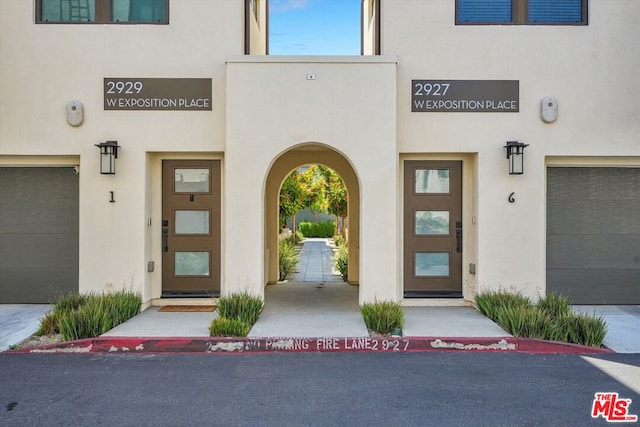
[0,305,51,351]
[289,238,343,283]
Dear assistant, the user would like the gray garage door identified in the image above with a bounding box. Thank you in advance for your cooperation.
[0,167,79,303]
[547,167,640,304]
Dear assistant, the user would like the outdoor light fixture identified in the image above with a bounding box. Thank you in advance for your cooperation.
[504,141,529,175]
[94,140,120,174]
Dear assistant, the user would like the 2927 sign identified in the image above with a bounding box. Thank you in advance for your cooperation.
[411,79,519,113]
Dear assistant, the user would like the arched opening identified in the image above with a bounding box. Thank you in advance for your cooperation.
[264,144,360,289]
[278,164,348,282]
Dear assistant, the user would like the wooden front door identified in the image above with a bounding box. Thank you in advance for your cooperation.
[404,161,462,297]
[162,160,220,297]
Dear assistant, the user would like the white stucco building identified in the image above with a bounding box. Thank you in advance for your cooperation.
[1,0,638,307]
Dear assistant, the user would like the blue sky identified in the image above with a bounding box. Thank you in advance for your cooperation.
[269,0,361,55]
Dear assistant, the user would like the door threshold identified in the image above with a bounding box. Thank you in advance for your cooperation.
[401,298,471,307]
[152,297,219,307]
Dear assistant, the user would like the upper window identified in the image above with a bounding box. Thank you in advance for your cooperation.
[37,0,168,24]
[456,0,587,25]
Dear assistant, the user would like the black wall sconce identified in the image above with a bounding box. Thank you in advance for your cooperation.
[504,141,529,175]
[94,141,120,174]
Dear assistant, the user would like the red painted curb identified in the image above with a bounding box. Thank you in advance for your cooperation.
[516,338,613,354]
[2,336,612,355]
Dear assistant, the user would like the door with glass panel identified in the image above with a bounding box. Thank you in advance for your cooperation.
[404,161,462,297]
[162,160,220,296]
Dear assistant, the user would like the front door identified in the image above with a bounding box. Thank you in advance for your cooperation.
[162,160,220,297]
[404,161,462,297]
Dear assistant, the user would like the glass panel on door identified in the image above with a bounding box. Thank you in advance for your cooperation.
[174,168,210,193]
[174,251,210,276]
[175,210,210,234]
[415,169,450,194]
[415,211,450,235]
[415,252,450,277]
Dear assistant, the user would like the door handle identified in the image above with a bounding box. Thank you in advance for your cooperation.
[456,221,462,253]
[162,228,168,252]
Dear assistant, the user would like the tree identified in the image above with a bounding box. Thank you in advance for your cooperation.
[299,165,327,223]
[279,170,306,232]
[317,165,348,239]
[279,165,348,239]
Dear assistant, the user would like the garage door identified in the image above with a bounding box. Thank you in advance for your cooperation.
[547,167,640,304]
[0,167,79,303]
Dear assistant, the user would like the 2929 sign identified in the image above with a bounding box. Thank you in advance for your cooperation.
[106,80,143,95]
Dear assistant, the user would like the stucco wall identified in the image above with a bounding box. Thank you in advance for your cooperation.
[225,57,397,302]
[385,0,640,298]
[0,0,241,298]
[2,0,639,304]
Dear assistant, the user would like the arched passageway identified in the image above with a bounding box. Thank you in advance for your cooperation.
[264,144,360,287]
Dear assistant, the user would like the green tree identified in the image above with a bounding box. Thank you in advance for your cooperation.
[279,170,306,232]
[317,165,348,239]
[300,165,327,223]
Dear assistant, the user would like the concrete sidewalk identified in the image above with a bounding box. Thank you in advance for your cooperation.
[103,238,509,340]
[0,305,51,351]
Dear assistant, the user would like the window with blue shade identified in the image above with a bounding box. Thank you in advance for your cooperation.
[528,0,583,23]
[456,0,586,25]
[457,0,512,24]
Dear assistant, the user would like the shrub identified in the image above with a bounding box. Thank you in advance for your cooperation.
[496,305,551,339]
[50,289,141,341]
[298,220,335,238]
[476,290,532,323]
[549,312,607,347]
[209,317,250,337]
[36,311,59,336]
[334,244,349,281]
[216,291,264,327]
[53,292,89,316]
[476,290,607,347]
[536,293,571,319]
[360,300,404,335]
[279,239,300,281]
[332,234,345,247]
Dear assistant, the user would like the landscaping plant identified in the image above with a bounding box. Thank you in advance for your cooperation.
[210,291,264,337]
[298,220,335,238]
[279,238,300,281]
[334,243,349,281]
[209,317,250,337]
[216,291,264,328]
[360,299,404,336]
[475,290,607,347]
[36,311,59,336]
[40,289,141,341]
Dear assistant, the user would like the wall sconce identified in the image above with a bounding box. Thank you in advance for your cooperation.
[94,141,120,174]
[504,141,529,175]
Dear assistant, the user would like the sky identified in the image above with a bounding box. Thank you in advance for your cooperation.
[268,0,361,55]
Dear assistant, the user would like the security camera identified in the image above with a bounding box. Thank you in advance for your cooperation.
[72,165,80,175]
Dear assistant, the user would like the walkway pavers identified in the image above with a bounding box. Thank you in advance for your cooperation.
[290,238,343,283]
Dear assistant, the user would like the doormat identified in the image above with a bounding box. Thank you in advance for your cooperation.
[159,305,216,312]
